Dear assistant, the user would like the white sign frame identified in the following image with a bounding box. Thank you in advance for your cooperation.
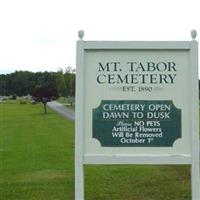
[75,30,199,200]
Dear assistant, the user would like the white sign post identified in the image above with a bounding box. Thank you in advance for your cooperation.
[75,30,200,200]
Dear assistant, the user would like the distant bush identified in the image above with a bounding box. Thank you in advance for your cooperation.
[19,100,27,104]
[11,94,17,100]
[18,97,29,104]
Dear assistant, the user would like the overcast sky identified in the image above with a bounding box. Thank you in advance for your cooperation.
[0,0,199,75]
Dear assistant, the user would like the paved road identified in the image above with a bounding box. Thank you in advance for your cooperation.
[47,101,75,121]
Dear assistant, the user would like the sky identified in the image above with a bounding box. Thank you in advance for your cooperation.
[0,0,199,75]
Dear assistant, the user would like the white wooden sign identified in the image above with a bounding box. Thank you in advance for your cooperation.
[75,30,199,200]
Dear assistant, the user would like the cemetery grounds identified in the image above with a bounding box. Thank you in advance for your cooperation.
[0,101,191,200]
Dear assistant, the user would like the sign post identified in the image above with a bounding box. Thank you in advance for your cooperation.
[75,30,200,200]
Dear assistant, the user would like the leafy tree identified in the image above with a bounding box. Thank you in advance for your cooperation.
[0,74,6,95]
[32,85,58,114]
[0,70,75,101]
[64,67,76,104]
[0,71,35,96]
[56,69,67,97]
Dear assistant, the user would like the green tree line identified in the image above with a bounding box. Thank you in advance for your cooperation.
[0,68,75,97]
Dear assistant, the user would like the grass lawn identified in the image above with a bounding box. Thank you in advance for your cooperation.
[0,103,74,200]
[0,103,191,200]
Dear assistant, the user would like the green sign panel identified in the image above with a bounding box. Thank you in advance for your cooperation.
[93,100,181,147]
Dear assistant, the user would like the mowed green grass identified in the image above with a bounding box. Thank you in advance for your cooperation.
[0,103,191,200]
[0,103,74,200]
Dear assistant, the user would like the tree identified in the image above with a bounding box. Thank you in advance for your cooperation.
[0,70,76,99]
[64,67,76,106]
[55,69,67,97]
[32,85,58,114]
